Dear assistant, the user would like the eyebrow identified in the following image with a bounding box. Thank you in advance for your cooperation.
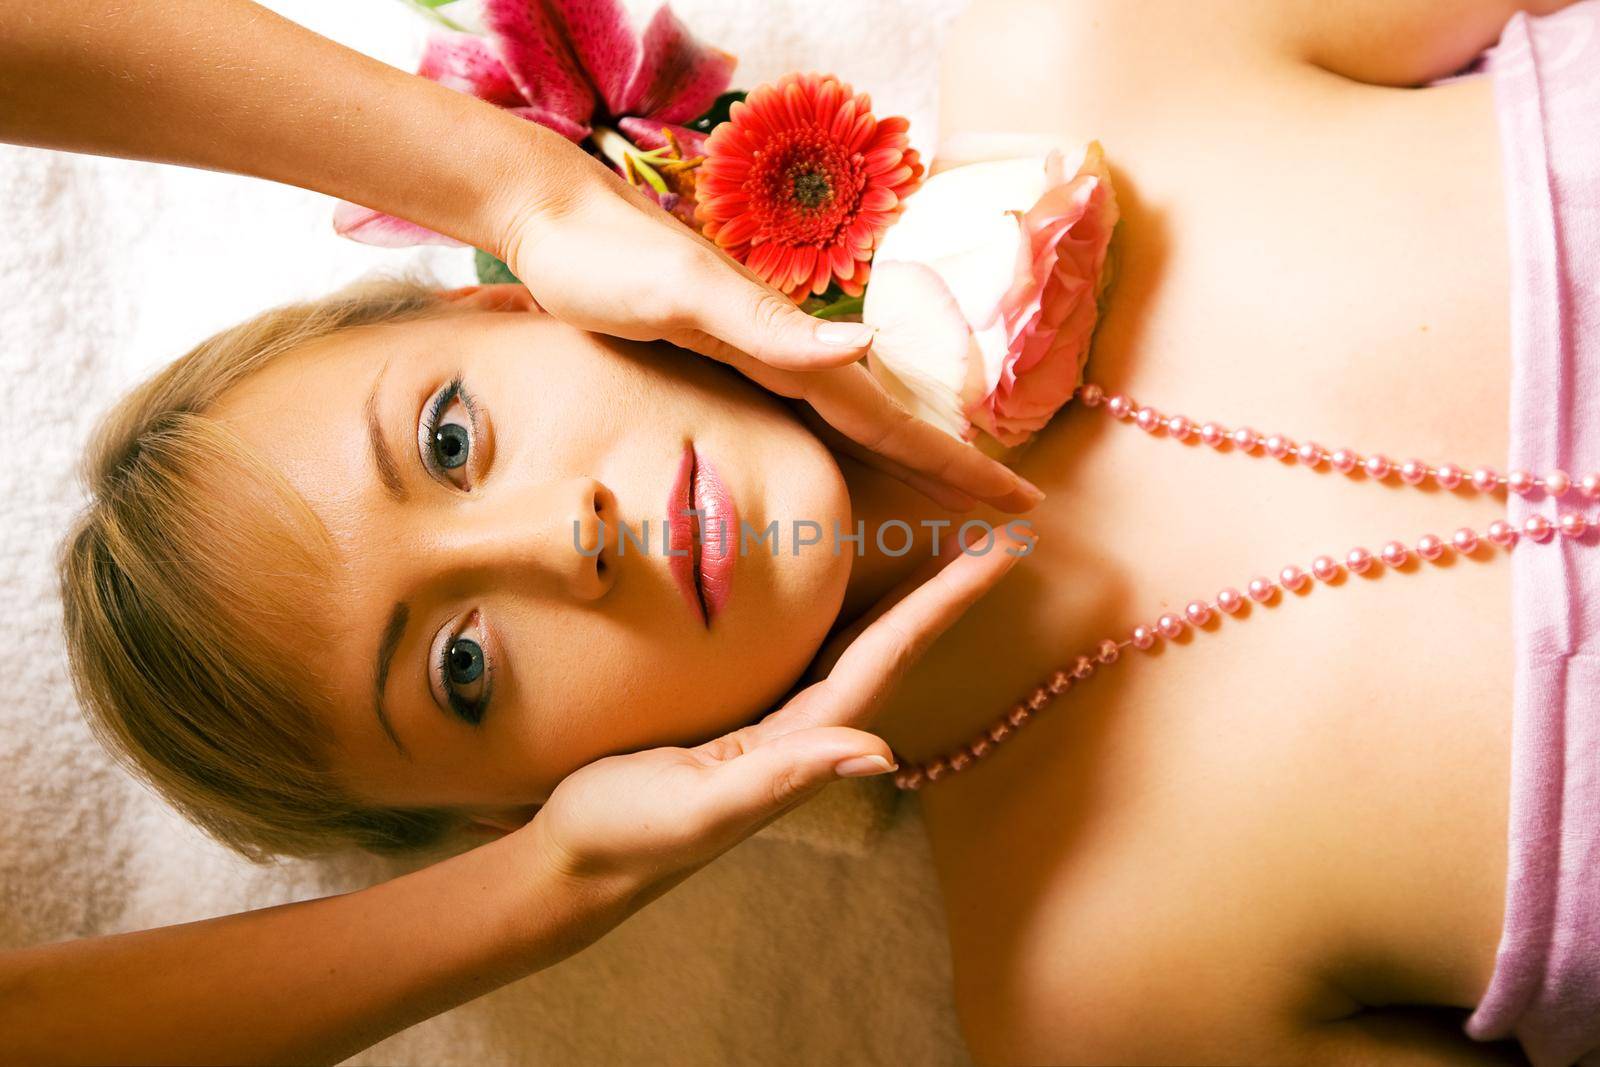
[372,601,410,756]
[365,363,407,503]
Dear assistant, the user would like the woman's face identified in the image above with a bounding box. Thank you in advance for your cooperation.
[210,291,852,817]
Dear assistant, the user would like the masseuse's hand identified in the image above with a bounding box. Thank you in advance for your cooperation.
[499,161,1044,515]
[527,527,1031,900]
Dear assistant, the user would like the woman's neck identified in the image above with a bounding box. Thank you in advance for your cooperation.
[833,451,967,624]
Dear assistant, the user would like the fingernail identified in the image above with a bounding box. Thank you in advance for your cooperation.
[834,753,897,778]
[1016,476,1046,504]
[815,321,876,347]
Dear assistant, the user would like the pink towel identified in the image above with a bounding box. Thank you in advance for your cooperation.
[1464,5,1600,1065]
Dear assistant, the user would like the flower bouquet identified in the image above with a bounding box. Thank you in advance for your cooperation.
[341,0,1120,452]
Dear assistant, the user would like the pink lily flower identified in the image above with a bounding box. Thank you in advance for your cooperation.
[335,0,735,247]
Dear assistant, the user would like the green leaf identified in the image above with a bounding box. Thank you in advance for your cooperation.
[394,0,467,31]
[689,90,748,133]
[475,249,521,285]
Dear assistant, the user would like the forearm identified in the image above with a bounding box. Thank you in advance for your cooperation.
[0,0,569,256]
[0,827,628,1065]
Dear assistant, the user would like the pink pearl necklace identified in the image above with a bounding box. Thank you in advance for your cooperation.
[890,380,1600,792]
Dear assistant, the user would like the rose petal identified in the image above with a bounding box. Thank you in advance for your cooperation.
[871,143,1119,448]
[973,145,1119,444]
[623,4,736,122]
[481,0,597,124]
[417,31,527,107]
[617,116,709,157]
[863,261,988,441]
[332,202,465,248]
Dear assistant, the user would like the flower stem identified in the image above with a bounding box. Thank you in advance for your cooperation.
[810,294,865,320]
[393,0,468,33]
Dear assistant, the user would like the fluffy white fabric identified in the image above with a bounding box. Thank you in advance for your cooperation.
[0,0,973,1062]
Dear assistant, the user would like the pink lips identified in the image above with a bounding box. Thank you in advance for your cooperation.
[666,444,738,627]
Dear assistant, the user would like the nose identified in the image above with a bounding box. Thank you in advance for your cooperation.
[429,477,619,602]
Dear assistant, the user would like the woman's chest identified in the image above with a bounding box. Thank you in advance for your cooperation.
[882,55,1519,1023]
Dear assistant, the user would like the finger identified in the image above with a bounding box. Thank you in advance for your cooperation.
[764,526,1036,737]
[797,364,1046,513]
[689,725,899,843]
[829,525,1034,698]
[794,406,979,512]
[675,252,877,371]
[675,347,1043,514]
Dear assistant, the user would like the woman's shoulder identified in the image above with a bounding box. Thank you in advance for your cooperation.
[945,0,1576,103]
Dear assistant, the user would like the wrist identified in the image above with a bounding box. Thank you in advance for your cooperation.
[483,817,642,966]
[469,113,601,269]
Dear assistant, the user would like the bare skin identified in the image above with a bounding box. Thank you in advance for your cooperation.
[867,1,1578,1061]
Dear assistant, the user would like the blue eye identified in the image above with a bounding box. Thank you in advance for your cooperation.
[435,423,468,469]
[447,638,483,684]
[437,622,491,726]
[422,379,476,485]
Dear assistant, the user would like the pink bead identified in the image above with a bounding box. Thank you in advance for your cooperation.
[1523,514,1554,542]
[1400,459,1429,486]
[1131,624,1156,650]
[1330,448,1359,474]
[1487,520,1518,547]
[1048,669,1072,695]
[1346,547,1374,574]
[948,751,972,773]
[1216,587,1244,614]
[1157,613,1186,639]
[1364,454,1393,479]
[1434,463,1464,490]
[1027,686,1052,711]
[1296,441,1324,467]
[1097,639,1121,664]
[1136,406,1163,432]
[1471,467,1500,492]
[1416,534,1446,561]
[1199,422,1226,448]
[1080,382,1104,407]
[968,737,992,760]
[1380,540,1410,567]
[1279,565,1308,591]
[1247,577,1276,603]
[1231,426,1261,451]
[1311,555,1340,582]
[1545,470,1571,497]
[1185,600,1212,625]
[1264,433,1293,459]
[895,769,924,790]
[988,721,1013,744]
[1582,474,1600,499]
[1508,469,1537,495]
[1167,415,1192,441]
[924,758,949,781]
[1452,527,1479,554]
[1006,703,1031,728]
[1107,394,1133,419]
[1072,655,1096,680]
[1560,513,1588,539]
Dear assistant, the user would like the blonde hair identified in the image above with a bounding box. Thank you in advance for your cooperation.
[59,277,462,859]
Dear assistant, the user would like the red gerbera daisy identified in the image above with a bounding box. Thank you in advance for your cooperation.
[695,72,925,301]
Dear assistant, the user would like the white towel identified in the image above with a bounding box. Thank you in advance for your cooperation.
[0,1,973,1062]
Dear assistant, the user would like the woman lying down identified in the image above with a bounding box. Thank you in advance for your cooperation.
[58,0,1600,1063]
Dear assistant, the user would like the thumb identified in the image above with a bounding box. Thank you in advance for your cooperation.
[679,265,878,371]
[697,726,898,839]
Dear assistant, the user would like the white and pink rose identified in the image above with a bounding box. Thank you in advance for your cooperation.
[862,142,1120,450]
